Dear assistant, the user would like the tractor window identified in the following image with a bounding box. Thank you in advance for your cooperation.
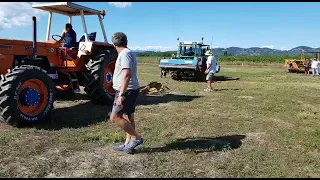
[194,45,202,56]
[180,45,194,56]
[201,46,209,55]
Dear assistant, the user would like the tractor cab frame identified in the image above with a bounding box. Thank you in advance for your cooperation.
[0,2,118,126]
[159,37,220,81]
[300,51,320,60]
[177,41,210,58]
[32,2,108,44]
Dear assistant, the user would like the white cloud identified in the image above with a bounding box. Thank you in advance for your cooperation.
[128,46,176,52]
[108,2,132,8]
[260,45,275,49]
[0,2,46,30]
[280,47,290,51]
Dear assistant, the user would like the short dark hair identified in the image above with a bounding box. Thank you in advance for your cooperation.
[66,23,72,29]
[112,32,128,47]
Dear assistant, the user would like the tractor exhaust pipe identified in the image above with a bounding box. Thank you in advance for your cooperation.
[32,16,37,58]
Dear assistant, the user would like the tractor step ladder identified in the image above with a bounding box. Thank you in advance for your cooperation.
[70,72,80,93]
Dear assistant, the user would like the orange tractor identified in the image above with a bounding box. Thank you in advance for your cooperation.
[284,51,320,73]
[0,2,118,126]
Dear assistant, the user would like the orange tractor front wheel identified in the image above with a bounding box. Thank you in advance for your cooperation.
[0,65,55,126]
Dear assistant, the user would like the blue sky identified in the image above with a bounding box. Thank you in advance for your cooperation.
[0,2,319,51]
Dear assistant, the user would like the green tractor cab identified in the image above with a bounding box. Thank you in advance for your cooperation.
[159,38,220,81]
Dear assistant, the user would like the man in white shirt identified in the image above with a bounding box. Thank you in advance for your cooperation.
[311,58,320,76]
[204,50,217,91]
[109,32,143,153]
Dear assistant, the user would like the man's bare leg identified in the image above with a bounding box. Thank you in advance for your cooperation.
[110,113,140,140]
[123,113,135,145]
[208,80,214,90]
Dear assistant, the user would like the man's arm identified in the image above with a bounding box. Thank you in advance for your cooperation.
[119,53,133,96]
[206,63,211,70]
[120,68,131,96]
[205,57,212,73]
[59,29,66,42]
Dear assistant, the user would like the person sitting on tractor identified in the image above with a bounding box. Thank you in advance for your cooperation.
[185,47,195,56]
[59,23,77,48]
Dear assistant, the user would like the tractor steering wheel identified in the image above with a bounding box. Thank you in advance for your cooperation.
[52,35,66,43]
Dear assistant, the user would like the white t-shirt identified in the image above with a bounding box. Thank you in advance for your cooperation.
[311,60,320,69]
[112,48,140,91]
[206,55,217,74]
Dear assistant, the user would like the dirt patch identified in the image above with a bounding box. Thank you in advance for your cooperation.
[270,118,294,129]
[245,132,267,146]
[309,173,320,178]
[238,96,254,99]
[308,149,320,159]
[0,124,11,132]
[41,147,145,178]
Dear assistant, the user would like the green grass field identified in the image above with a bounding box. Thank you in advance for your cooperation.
[136,56,286,67]
[0,58,319,178]
[136,54,301,64]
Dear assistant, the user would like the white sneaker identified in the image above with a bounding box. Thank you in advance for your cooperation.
[204,88,213,92]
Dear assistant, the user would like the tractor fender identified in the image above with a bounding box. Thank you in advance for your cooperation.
[0,54,14,74]
[77,41,94,57]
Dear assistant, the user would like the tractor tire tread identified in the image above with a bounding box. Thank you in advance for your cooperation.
[0,65,55,126]
[82,49,117,106]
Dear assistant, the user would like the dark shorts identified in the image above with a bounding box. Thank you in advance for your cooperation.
[206,73,215,81]
[111,89,140,115]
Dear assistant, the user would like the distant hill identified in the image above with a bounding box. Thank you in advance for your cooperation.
[133,46,320,56]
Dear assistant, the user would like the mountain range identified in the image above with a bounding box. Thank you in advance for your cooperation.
[133,46,320,56]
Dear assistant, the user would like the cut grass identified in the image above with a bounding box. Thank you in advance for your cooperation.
[0,61,319,178]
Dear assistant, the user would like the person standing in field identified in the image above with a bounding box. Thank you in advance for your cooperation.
[109,32,143,153]
[303,58,311,75]
[204,50,217,91]
[311,58,320,76]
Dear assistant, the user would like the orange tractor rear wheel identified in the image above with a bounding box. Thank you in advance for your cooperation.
[0,65,55,126]
[82,49,118,105]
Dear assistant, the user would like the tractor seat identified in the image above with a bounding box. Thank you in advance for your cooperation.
[79,32,97,42]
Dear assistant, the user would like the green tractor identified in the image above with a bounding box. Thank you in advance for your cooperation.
[159,37,220,81]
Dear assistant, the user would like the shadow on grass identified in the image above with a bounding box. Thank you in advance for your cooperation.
[135,135,246,154]
[31,93,201,130]
[214,88,240,91]
[213,76,240,81]
[180,75,240,82]
[55,93,91,101]
[137,94,201,106]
